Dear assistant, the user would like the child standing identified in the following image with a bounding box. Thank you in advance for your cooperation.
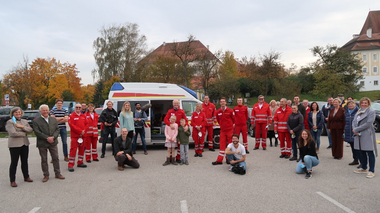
[177,119,191,165]
[163,115,178,166]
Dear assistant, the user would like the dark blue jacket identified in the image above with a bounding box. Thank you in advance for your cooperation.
[307,111,324,129]
[344,106,358,143]
[322,104,335,123]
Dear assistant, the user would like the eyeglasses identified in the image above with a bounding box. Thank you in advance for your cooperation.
[75,107,81,109]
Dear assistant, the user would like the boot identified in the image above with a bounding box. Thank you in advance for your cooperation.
[275,139,278,147]
[171,157,178,165]
[64,155,69,162]
[163,157,170,166]
[270,140,273,147]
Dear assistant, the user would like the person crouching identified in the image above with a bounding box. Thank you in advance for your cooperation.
[225,134,247,175]
[114,128,140,171]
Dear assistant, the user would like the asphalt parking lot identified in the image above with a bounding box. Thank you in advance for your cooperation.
[0,134,379,213]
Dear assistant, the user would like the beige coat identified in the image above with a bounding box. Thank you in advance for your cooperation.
[268,106,278,131]
[6,119,34,148]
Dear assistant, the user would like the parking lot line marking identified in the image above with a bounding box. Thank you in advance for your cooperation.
[28,207,41,213]
[180,200,188,213]
[316,192,355,213]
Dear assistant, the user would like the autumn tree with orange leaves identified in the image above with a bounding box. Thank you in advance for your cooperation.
[3,57,82,109]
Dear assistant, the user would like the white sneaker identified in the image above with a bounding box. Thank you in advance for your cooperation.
[229,165,233,172]
[366,172,375,178]
[354,168,368,174]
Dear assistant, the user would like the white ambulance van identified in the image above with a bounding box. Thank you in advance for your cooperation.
[103,82,221,147]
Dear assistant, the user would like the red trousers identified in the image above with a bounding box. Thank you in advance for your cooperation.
[216,129,233,162]
[68,137,85,167]
[330,129,344,158]
[85,136,98,161]
[193,128,205,154]
[235,124,248,150]
[255,123,268,148]
[278,132,291,156]
[204,126,214,149]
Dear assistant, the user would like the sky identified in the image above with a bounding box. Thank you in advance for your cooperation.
[1,0,379,86]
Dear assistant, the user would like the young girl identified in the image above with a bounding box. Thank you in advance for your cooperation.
[296,129,319,179]
[163,115,178,166]
[177,119,191,165]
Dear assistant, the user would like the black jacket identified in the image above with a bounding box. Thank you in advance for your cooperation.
[99,108,118,127]
[287,112,304,133]
[114,136,133,156]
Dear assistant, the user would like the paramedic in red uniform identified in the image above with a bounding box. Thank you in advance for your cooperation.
[251,95,272,150]
[212,97,235,165]
[164,99,189,163]
[274,98,293,158]
[84,104,99,163]
[191,103,206,157]
[233,97,249,153]
[68,104,89,172]
[202,95,216,152]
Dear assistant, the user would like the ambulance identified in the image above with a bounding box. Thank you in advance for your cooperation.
[103,82,221,147]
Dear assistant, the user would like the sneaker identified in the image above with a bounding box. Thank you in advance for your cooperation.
[366,172,375,179]
[354,168,368,174]
[185,161,189,165]
[229,165,234,171]
[305,172,312,179]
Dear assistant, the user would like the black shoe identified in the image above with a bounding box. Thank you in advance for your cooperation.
[305,172,312,179]
[349,160,359,166]
[209,148,215,152]
[212,161,222,165]
[303,167,307,174]
[279,154,286,158]
[245,149,250,154]
[357,164,361,169]
[253,147,259,150]
[100,154,105,158]
[270,144,273,147]
[198,154,203,157]
[194,153,199,157]
[86,160,91,163]
[284,155,290,159]
[77,163,87,168]
[68,167,74,172]
[93,159,99,162]
[289,157,297,161]
[176,159,181,163]
[226,159,230,164]
[263,148,266,150]
[326,145,331,149]
[275,143,278,147]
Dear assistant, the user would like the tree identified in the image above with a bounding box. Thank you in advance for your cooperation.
[102,76,121,100]
[81,84,95,104]
[257,51,285,96]
[147,55,182,83]
[92,80,104,108]
[195,49,222,94]
[218,51,238,80]
[309,45,363,97]
[171,35,200,87]
[92,23,148,82]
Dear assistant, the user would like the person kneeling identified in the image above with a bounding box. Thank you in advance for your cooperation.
[114,128,140,171]
[225,134,246,175]
[296,130,319,179]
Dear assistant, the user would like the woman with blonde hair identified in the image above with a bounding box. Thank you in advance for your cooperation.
[119,101,135,140]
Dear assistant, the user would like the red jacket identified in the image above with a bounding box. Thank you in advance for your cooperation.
[274,105,292,132]
[216,107,235,131]
[164,108,188,126]
[304,106,310,130]
[251,102,272,125]
[191,111,206,129]
[68,112,89,138]
[85,112,99,137]
[233,105,248,126]
[202,102,216,126]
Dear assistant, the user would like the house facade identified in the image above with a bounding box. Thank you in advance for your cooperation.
[342,10,380,91]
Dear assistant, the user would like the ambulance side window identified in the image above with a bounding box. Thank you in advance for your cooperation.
[182,101,197,116]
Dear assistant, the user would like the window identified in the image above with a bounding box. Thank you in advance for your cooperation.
[374,67,378,74]
[182,101,197,116]
[363,67,368,75]
[374,80,378,86]
[363,54,367,62]
[360,81,365,86]
[374,53,378,61]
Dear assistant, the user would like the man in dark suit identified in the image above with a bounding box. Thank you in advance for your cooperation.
[33,104,65,182]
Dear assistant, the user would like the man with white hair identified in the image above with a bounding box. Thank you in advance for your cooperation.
[33,105,65,182]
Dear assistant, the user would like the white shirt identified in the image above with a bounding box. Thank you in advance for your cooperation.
[259,103,263,109]
[227,143,246,160]
[41,115,49,124]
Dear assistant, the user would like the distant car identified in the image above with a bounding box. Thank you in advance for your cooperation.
[21,110,41,128]
[247,108,255,137]
[95,107,103,129]
[53,101,78,113]
[370,102,380,132]
[0,106,14,131]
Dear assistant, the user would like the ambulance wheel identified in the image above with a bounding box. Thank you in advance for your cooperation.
[213,130,220,149]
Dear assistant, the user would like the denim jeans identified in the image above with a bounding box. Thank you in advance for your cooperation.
[348,142,361,161]
[133,128,147,152]
[291,132,300,158]
[324,123,332,146]
[296,155,319,173]
[60,128,68,156]
[359,150,375,173]
[310,128,322,149]
[102,126,115,155]
[180,144,189,162]
[226,154,246,170]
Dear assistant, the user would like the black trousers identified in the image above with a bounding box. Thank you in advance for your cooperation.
[9,145,30,182]
[115,154,140,168]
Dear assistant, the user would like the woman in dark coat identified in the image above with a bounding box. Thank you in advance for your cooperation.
[344,100,360,166]
[353,97,377,179]
[287,105,304,161]
[327,98,345,159]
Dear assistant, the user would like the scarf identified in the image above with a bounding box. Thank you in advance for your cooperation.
[357,107,368,115]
